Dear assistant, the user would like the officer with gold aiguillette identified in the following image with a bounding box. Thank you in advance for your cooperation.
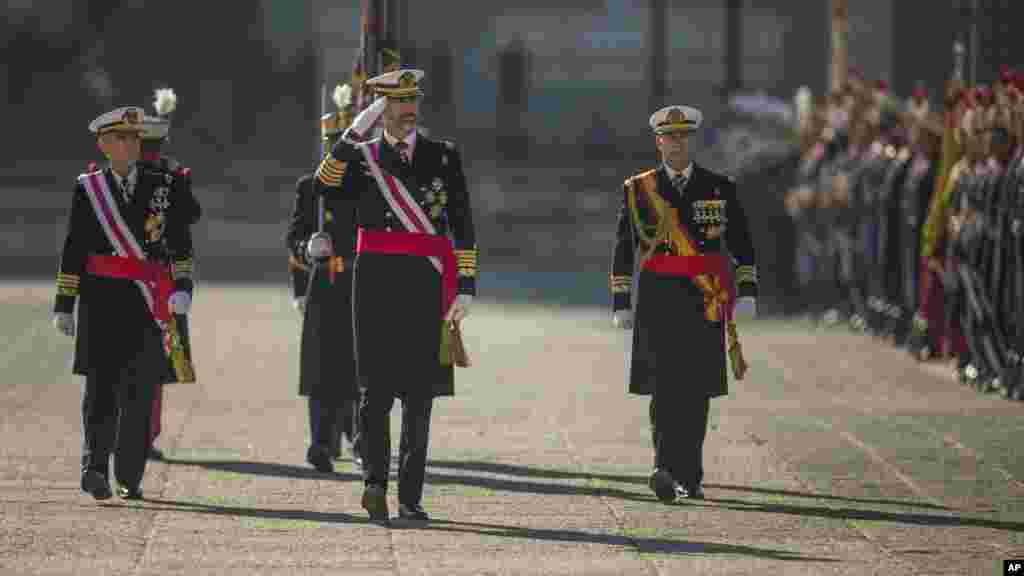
[610,105,758,504]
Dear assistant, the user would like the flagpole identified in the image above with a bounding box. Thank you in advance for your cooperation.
[317,82,327,234]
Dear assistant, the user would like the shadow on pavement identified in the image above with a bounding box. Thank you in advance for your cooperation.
[702,497,1024,533]
[130,499,838,561]
[159,457,362,482]
[159,456,656,504]
[426,459,955,511]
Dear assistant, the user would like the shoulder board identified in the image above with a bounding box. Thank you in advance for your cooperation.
[179,167,191,177]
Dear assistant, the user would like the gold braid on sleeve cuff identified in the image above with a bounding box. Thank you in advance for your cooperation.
[735,265,758,286]
[455,248,478,277]
[315,154,347,187]
[56,272,80,297]
[172,258,194,280]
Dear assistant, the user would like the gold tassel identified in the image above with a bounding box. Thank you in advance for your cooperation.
[439,319,452,366]
[726,321,747,380]
[166,316,196,383]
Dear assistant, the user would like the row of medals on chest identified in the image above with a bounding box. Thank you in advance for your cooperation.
[324,177,448,224]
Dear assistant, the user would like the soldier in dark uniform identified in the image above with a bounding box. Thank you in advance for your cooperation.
[53,107,196,501]
[899,90,940,352]
[610,105,757,503]
[314,68,478,523]
[286,83,361,474]
[138,87,201,460]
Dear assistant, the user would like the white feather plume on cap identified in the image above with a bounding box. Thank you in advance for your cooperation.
[333,84,352,110]
[153,87,177,117]
[795,86,812,126]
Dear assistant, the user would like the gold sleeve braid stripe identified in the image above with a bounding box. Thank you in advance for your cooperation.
[455,249,478,277]
[57,272,80,296]
[316,154,347,187]
[173,259,194,279]
[735,265,758,284]
[610,274,632,294]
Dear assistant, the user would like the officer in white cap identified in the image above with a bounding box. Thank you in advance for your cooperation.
[137,87,201,461]
[54,107,196,501]
[610,104,758,504]
[314,68,478,524]
[286,82,362,474]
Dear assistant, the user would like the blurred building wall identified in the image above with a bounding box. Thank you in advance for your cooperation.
[2,0,1021,309]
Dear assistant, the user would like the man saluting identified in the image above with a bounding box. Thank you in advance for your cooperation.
[312,68,478,524]
[610,105,758,503]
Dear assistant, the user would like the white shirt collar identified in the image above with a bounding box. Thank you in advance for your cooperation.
[383,128,417,159]
[663,160,693,181]
[110,166,137,190]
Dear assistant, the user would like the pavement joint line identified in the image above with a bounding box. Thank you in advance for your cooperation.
[937,432,1024,492]
[768,360,902,563]
[826,422,1015,558]
[556,428,662,576]
[770,354,941,508]
[130,376,211,575]
[910,361,1024,491]
[770,332,1021,560]
[832,337,1024,497]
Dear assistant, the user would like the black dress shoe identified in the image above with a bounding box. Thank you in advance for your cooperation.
[306,445,334,473]
[398,503,429,522]
[677,484,704,500]
[648,469,677,504]
[361,484,390,525]
[148,447,164,461]
[81,470,112,501]
[116,484,144,500]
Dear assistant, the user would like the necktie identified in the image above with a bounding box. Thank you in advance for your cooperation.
[396,141,410,165]
[672,174,687,195]
[121,179,133,203]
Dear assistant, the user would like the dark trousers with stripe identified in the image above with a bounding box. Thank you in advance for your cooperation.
[359,389,433,507]
[81,368,154,489]
[650,394,710,488]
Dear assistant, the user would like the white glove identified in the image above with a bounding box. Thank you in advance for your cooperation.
[344,96,387,141]
[305,232,333,263]
[612,310,634,329]
[169,291,191,315]
[293,296,306,313]
[446,294,472,323]
[53,312,75,337]
[734,296,757,321]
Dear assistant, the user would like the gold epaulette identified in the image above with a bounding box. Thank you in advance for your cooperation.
[624,169,657,190]
[735,265,758,285]
[455,248,478,277]
[172,258,194,280]
[56,272,80,297]
[316,153,347,187]
[610,274,631,294]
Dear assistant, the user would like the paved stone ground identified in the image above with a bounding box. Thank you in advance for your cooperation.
[2,282,1023,575]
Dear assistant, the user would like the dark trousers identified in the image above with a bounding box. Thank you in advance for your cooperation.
[308,397,360,455]
[359,388,433,507]
[81,368,153,488]
[649,394,710,488]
